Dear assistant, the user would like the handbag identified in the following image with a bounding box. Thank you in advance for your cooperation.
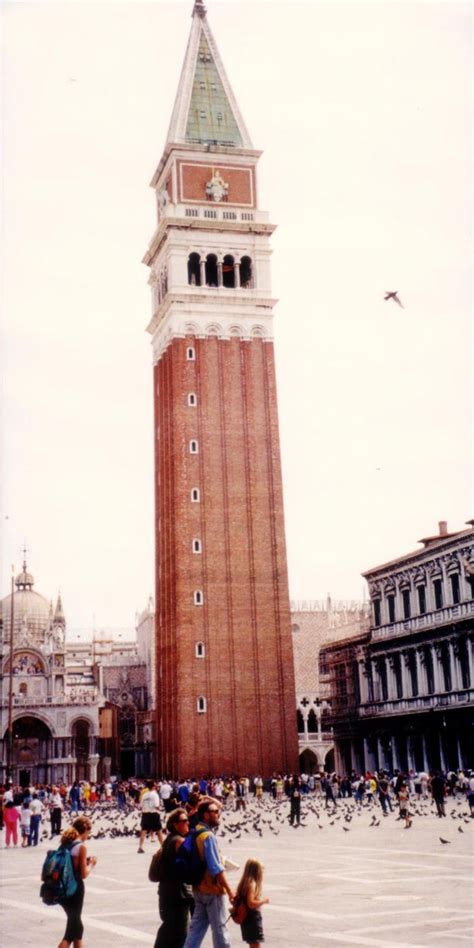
[148,849,163,883]
[229,898,248,925]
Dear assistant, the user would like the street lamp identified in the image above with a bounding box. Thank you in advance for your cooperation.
[6,565,15,783]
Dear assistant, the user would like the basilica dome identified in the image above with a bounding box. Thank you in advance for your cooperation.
[0,561,52,643]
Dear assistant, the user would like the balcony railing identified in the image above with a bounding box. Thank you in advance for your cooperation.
[372,600,474,640]
[297,731,333,743]
[359,687,474,717]
[1,691,100,708]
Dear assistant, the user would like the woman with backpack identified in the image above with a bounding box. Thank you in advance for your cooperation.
[154,807,194,948]
[58,816,97,948]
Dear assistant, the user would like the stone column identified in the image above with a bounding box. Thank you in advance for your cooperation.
[401,651,410,697]
[447,640,457,690]
[431,644,441,692]
[386,656,395,699]
[391,735,400,772]
[467,637,473,688]
[358,662,368,703]
[421,733,428,772]
[200,258,206,286]
[217,260,223,287]
[456,735,464,770]
[438,731,446,771]
[234,261,241,288]
[415,648,425,695]
[406,734,415,772]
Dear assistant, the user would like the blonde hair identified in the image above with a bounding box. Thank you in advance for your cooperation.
[61,826,80,846]
[235,858,264,903]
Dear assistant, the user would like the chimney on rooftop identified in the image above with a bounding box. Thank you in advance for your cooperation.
[438,521,448,537]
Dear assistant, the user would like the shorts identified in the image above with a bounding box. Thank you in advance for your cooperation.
[21,826,30,838]
[141,812,162,832]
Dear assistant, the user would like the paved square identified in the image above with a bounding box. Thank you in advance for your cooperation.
[1,795,473,947]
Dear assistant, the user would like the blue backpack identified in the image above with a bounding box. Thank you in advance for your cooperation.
[40,845,78,904]
[174,827,207,886]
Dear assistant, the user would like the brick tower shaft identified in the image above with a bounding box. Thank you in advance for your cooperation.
[144,1,298,777]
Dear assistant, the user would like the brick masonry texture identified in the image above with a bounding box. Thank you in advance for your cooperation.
[154,336,298,777]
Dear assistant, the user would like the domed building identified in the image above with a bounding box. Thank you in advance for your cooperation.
[0,560,102,786]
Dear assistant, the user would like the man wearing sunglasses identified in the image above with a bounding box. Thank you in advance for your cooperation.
[183,800,234,948]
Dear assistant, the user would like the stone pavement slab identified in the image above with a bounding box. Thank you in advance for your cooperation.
[1,795,473,947]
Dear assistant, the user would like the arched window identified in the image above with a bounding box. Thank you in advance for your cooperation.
[188,253,201,286]
[193,539,202,554]
[194,590,203,606]
[222,254,235,289]
[205,254,218,287]
[188,393,197,406]
[186,346,196,361]
[197,696,207,713]
[296,709,304,733]
[191,488,200,502]
[307,709,318,733]
[189,439,199,454]
[240,256,253,288]
[195,642,205,658]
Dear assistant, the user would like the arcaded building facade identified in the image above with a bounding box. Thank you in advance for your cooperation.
[321,522,474,776]
[145,1,298,777]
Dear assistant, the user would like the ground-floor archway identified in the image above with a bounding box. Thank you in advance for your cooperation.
[4,715,53,784]
[299,748,319,774]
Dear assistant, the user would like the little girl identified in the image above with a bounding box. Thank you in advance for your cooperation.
[234,858,269,947]
[20,800,31,847]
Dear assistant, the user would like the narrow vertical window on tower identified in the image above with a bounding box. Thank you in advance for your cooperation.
[189,439,199,454]
[191,488,200,502]
[222,254,235,288]
[197,696,207,713]
[195,642,205,658]
[188,253,201,286]
[240,255,253,289]
[205,254,218,287]
[193,539,202,554]
[187,393,197,406]
[186,346,196,361]
[194,590,203,605]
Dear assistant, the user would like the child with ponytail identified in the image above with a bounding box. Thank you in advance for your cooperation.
[233,858,269,947]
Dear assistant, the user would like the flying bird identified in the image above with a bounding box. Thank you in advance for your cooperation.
[384,291,404,308]
[439,837,451,844]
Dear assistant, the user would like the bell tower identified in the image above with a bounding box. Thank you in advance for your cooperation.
[144,0,298,777]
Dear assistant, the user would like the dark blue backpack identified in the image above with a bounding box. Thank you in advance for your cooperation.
[174,827,207,885]
[40,845,78,904]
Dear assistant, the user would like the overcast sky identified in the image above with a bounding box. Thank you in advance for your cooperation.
[1,0,472,633]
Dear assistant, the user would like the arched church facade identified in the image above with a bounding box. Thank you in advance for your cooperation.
[0,561,102,785]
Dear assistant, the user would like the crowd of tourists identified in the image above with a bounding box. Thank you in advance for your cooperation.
[1,768,473,947]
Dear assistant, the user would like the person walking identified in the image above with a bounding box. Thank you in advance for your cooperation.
[138,780,164,853]
[377,773,393,815]
[20,799,32,847]
[289,775,301,826]
[154,808,194,948]
[29,793,43,846]
[183,801,234,948]
[430,772,447,817]
[57,816,97,948]
[4,801,20,847]
[49,786,63,838]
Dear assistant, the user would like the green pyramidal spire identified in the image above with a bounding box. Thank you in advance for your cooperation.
[165,3,253,150]
[185,34,243,146]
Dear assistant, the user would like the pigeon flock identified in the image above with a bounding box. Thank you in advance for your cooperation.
[46,793,473,848]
